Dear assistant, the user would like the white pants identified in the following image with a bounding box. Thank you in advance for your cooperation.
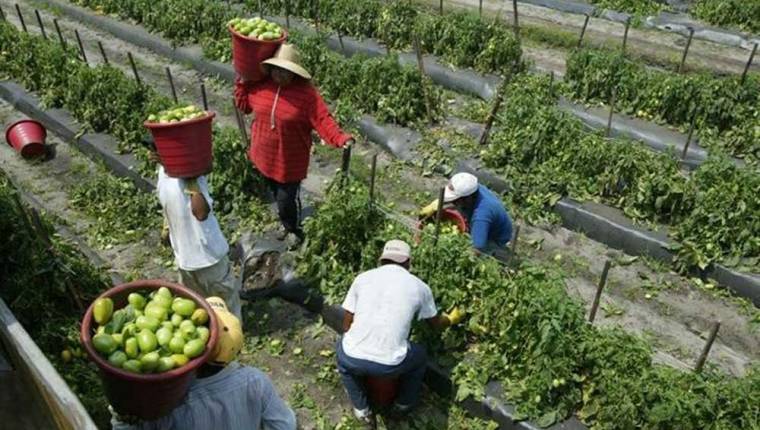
[179,255,242,320]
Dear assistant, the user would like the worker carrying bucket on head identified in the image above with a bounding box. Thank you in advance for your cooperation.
[336,240,464,426]
[111,297,297,430]
[234,43,355,246]
[420,172,513,255]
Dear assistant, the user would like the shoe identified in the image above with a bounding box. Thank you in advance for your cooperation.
[390,402,413,418]
[353,407,376,427]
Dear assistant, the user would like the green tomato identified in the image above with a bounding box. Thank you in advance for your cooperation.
[93,297,114,325]
[124,338,139,359]
[150,295,173,310]
[183,339,205,359]
[111,333,124,347]
[108,350,128,368]
[156,287,172,299]
[156,328,173,347]
[128,293,146,310]
[196,326,210,344]
[157,356,176,373]
[190,309,209,326]
[171,313,184,327]
[169,337,186,354]
[121,322,136,338]
[140,351,160,372]
[123,359,142,374]
[92,333,118,355]
[137,329,158,353]
[136,316,160,332]
[161,321,174,331]
[144,305,168,322]
[172,299,196,317]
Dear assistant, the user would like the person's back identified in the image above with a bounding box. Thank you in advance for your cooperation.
[112,362,296,430]
[471,185,512,248]
[341,264,436,366]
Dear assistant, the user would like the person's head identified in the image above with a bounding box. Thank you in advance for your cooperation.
[443,172,479,213]
[262,44,311,87]
[199,297,243,376]
[379,239,411,270]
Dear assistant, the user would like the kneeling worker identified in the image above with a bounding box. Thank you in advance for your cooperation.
[420,172,512,254]
[337,240,464,425]
[112,297,297,430]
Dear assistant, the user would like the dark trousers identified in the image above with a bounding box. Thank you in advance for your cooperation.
[265,177,302,236]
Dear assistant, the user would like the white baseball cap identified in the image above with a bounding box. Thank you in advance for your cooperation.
[380,239,411,263]
[443,172,478,203]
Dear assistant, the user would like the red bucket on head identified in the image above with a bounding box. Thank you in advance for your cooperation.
[230,26,287,83]
[366,376,399,408]
[81,280,219,420]
[144,112,215,179]
[5,119,47,159]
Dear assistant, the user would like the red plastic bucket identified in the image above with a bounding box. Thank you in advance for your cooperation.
[366,376,399,407]
[144,112,215,178]
[415,208,468,243]
[81,280,219,420]
[229,26,287,83]
[5,119,47,159]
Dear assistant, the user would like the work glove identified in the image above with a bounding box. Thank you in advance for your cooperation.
[419,198,440,218]
[444,307,465,326]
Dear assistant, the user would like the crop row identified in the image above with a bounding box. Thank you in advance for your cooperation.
[565,48,760,164]
[299,180,760,428]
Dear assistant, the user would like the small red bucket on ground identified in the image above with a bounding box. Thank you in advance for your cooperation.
[366,376,399,408]
[5,119,47,159]
[81,280,219,420]
[144,112,215,178]
[230,26,287,83]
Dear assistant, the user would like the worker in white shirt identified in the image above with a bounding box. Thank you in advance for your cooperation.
[154,156,241,319]
[337,240,464,426]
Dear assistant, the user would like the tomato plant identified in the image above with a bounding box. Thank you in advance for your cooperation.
[692,0,760,34]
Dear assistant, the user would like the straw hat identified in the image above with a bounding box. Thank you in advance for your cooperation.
[262,44,312,80]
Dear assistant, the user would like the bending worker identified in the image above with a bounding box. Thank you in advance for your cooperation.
[112,297,297,429]
[234,44,354,244]
[336,240,464,426]
[421,172,513,254]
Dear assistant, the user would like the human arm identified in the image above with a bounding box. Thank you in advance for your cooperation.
[341,279,359,333]
[309,88,352,148]
[470,218,491,252]
[342,310,354,333]
[234,77,254,114]
[184,178,211,221]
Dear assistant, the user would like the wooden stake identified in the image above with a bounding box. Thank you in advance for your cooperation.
[127,52,141,85]
[678,27,694,73]
[740,43,757,85]
[337,28,344,52]
[681,108,698,160]
[588,260,612,323]
[285,0,290,29]
[53,19,65,46]
[510,225,520,257]
[313,0,319,31]
[340,145,352,187]
[578,14,590,48]
[369,152,378,207]
[479,77,509,146]
[622,18,631,55]
[0,5,5,21]
[165,67,178,103]
[512,0,520,41]
[479,0,483,18]
[694,321,720,373]
[97,41,109,65]
[74,29,87,64]
[433,187,445,245]
[15,4,27,33]
[200,82,208,111]
[258,0,263,17]
[34,9,47,39]
[232,101,249,147]
[439,0,443,15]
[413,34,434,124]
[606,87,617,137]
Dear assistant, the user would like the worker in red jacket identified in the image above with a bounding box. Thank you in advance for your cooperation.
[234,44,354,244]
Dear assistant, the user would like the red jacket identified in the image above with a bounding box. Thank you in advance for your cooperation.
[234,78,352,183]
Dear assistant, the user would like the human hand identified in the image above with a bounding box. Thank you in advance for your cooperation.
[183,178,201,195]
[344,138,355,148]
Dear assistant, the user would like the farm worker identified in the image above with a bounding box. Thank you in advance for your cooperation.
[337,240,464,425]
[420,172,513,254]
[111,297,297,430]
[234,43,354,244]
[153,157,242,320]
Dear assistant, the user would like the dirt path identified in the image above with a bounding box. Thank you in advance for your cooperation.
[5,0,758,382]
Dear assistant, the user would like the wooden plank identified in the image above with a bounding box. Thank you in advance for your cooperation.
[0,298,97,430]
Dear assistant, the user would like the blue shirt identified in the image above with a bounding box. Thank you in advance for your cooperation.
[469,185,512,251]
[112,362,297,430]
